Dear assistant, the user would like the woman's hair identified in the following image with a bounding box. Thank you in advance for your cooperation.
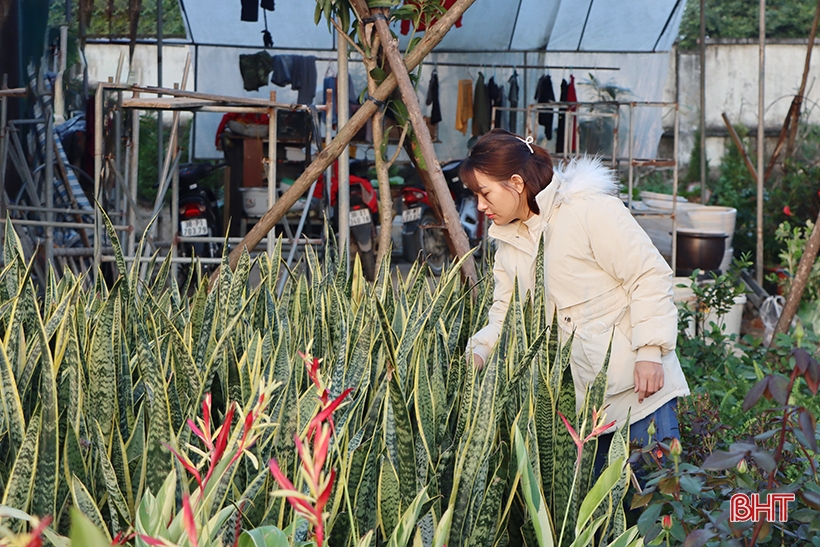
[459,129,554,214]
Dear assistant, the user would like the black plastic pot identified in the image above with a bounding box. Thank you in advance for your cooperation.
[675,229,727,276]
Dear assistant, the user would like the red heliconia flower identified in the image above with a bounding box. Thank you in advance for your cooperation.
[23,516,52,547]
[182,494,199,547]
[558,410,616,465]
[784,206,793,216]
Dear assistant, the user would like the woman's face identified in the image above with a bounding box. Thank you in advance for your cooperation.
[473,171,531,225]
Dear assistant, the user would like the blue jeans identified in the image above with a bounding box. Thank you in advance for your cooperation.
[593,398,680,476]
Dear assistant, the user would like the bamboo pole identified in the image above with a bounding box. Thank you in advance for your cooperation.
[721,112,757,180]
[756,0,766,286]
[350,1,477,284]
[211,0,479,285]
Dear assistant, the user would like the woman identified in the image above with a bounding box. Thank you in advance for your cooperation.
[463,129,689,466]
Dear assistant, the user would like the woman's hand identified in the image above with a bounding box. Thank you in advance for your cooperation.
[634,361,664,403]
[467,353,485,370]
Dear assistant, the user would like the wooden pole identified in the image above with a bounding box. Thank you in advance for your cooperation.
[785,0,820,158]
[756,0,766,286]
[352,2,477,285]
[764,0,820,179]
[721,112,757,180]
[210,0,479,285]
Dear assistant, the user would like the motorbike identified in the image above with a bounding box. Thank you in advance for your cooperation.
[315,160,380,281]
[401,159,483,274]
[177,162,225,269]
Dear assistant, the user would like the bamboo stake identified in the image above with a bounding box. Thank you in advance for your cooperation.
[721,112,757,180]
[351,1,477,284]
[210,0,479,285]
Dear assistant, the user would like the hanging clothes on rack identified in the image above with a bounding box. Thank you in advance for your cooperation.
[271,55,317,105]
[239,51,274,91]
[472,72,490,137]
[426,70,442,125]
[323,70,357,127]
[534,74,555,140]
[455,79,473,135]
[567,74,578,152]
[507,70,519,133]
[556,78,568,154]
[241,0,274,22]
[487,76,504,130]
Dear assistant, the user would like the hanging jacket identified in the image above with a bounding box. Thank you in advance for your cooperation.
[239,51,274,91]
[567,75,578,152]
[270,55,317,105]
[556,79,568,153]
[455,79,473,135]
[487,76,504,130]
[534,74,556,139]
[426,70,442,125]
[507,71,519,133]
[466,158,690,429]
[472,72,490,137]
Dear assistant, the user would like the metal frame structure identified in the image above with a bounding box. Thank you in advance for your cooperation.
[525,100,680,272]
[92,83,330,282]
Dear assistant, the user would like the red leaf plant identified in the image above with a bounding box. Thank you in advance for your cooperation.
[269,353,352,547]
[558,407,616,465]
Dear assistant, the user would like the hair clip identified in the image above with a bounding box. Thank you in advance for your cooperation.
[516,135,534,154]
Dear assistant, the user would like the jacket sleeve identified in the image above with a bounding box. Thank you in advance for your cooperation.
[580,196,677,358]
[466,251,514,362]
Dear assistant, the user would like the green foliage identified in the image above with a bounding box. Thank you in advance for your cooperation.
[678,0,819,50]
[48,0,186,38]
[0,221,629,547]
[683,129,709,186]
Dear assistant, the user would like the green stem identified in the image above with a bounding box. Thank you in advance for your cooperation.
[557,453,581,547]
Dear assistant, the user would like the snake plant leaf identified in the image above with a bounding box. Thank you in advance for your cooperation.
[575,457,625,538]
[136,319,174,495]
[238,525,290,547]
[2,411,40,513]
[70,507,112,547]
[387,360,418,503]
[87,287,119,438]
[386,486,430,547]
[513,425,554,547]
[98,203,128,289]
[605,526,641,547]
[71,474,110,540]
[32,327,59,520]
[567,515,607,547]
[0,338,25,451]
[92,420,131,522]
[465,451,507,547]
[378,456,402,539]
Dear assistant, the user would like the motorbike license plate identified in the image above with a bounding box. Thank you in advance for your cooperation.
[181,219,209,237]
[349,209,371,227]
[402,207,422,223]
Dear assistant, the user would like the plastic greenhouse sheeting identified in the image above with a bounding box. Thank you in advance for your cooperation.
[181,0,686,53]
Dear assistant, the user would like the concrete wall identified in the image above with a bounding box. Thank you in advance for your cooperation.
[668,40,820,170]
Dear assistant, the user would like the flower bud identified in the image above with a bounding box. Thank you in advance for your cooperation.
[669,438,682,458]
[736,458,748,474]
[795,318,805,347]
[661,515,673,531]
[647,420,657,438]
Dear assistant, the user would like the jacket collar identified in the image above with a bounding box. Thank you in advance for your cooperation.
[487,157,617,251]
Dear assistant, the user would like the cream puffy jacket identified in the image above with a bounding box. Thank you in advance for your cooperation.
[467,158,690,429]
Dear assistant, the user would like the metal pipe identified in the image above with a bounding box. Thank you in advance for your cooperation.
[267,91,277,256]
[338,32,350,274]
[673,103,680,275]
[699,0,707,204]
[6,204,95,214]
[128,96,140,256]
[157,0,164,196]
[171,83,180,281]
[627,103,634,210]
[0,218,131,231]
[94,83,104,277]
[45,103,55,266]
[757,0,766,285]
[1,74,8,244]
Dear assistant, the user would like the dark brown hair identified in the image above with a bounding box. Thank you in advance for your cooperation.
[460,129,554,214]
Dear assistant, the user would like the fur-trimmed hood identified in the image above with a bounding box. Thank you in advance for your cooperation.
[536,156,619,219]
[487,156,620,247]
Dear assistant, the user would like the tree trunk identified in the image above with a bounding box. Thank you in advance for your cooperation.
[210,0,478,287]
[354,1,478,285]
[770,212,820,343]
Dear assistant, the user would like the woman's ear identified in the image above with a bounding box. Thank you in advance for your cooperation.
[510,174,526,194]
